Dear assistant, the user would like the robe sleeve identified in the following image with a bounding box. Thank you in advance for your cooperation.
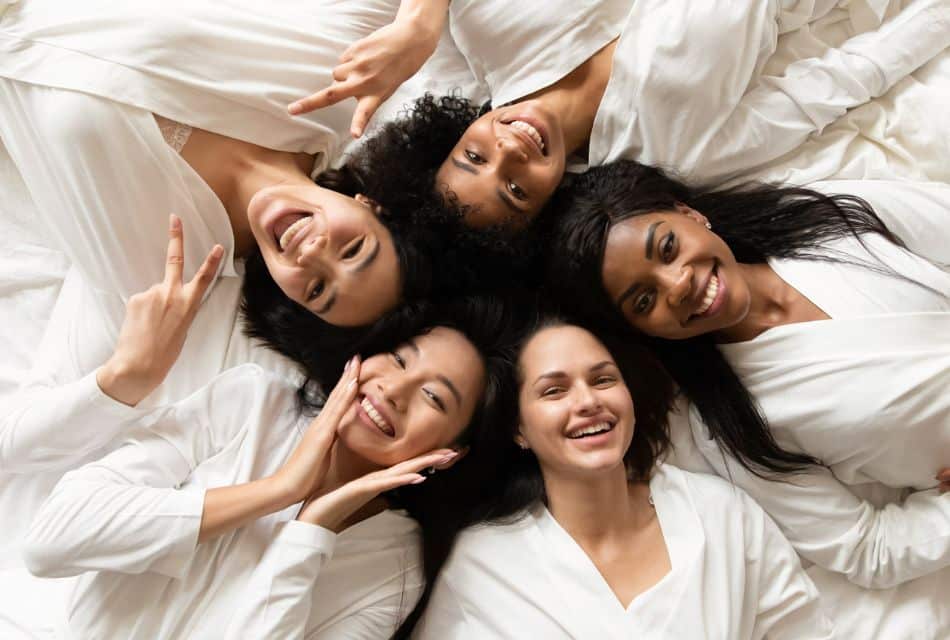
[626,0,949,183]
[702,446,950,589]
[738,491,835,639]
[21,368,259,579]
[223,520,418,639]
[0,268,129,473]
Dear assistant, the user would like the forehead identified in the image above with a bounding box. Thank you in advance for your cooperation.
[521,326,611,375]
[413,326,485,389]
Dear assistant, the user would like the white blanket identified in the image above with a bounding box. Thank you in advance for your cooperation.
[0,1,948,637]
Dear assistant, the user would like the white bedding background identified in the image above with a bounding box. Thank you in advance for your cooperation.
[0,1,947,636]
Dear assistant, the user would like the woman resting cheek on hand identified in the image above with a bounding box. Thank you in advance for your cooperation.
[411,321,834,639]
[23,281,517,639]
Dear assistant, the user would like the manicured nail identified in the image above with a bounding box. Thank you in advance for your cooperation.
[212,245,224,259]
[344,358,352,373]
[170,214,181,229]
[410,475,427,485]
[288,102,302,115]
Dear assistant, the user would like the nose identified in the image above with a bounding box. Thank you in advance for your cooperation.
[295,233,328,266]
[495,135,528,163]
[573,382,603,416]
[663,264,693,308]
[376,375,411,413]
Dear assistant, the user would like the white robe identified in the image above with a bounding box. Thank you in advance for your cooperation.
[686,180,950,589]
[24,365,422,639]
[417,465,834,639]
[447,0,950,183]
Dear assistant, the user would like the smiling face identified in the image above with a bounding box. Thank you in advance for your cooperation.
[247,183,401,327]
[435,100,567,230]
[601,207,752,340]
[336,327,487,467]
[517,325,635,478]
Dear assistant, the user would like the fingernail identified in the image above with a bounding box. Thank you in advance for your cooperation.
[288,103,302,115]
[212,245,224,258]
[344,357,352,373]
[170,214,181,229]
[410,475,427,485]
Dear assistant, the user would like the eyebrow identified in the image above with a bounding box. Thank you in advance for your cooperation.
[532,360,615,386]
[615,221,663,308]
[451,157,478,175]
[496,189,525,215]
[406,339,463,408]
[644,221,662,260]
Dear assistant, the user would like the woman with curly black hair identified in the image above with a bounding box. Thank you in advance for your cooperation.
[543,159,950,599]
[305,0,948,230]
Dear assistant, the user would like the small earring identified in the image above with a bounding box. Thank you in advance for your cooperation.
[517,441,529,450]
[704,222,712,230]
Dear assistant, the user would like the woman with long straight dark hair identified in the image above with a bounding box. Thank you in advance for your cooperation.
[410,320,833,638]
[543,159,950,594]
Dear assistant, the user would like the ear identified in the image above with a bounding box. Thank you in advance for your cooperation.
[514,429,530,450]
[354,193,384,216]
[675,202,710,229]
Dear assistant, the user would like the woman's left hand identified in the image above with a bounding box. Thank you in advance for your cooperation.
[287,7,445,137]
[296,448,459,532]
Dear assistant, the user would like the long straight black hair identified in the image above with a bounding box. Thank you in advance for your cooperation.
[542,159,918,477]
[391,307,675,637]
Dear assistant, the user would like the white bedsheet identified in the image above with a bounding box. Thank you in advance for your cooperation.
[0,3,947,637]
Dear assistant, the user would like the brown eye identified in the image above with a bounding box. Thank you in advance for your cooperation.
[423,388,446,412]
[660,232,676,262]
[465,150,485,164]
[307,281,325,301]
[390,352,406,369]
[633,291,656,314]
[508,180,527,199]
[342,237,364,260]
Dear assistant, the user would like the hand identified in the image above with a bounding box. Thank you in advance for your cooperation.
[296,448,460,532]
[938,468,950,494]
[273,356,362,503]
[288,14,441,137]
[96,215,223,406]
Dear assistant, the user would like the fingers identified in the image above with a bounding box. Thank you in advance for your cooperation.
[163,214,185,287]
[185,245,224,306]
[388,449,458,476]
[320,355,362,424]
[350,95,383,138]
[288,80,360,116]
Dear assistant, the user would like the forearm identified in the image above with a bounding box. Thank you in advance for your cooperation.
[395,0,449,44]
[198,475,298,543]
[0,371,141,473]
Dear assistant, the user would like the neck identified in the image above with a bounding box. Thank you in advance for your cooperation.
[525,39,617,157]
[181,128,314,257]
[542,462,652,545]
[715,263,794,343]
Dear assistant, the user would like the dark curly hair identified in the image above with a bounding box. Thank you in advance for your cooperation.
[242,94,544,383]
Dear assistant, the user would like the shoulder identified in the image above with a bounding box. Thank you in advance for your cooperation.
[657,465,760,519]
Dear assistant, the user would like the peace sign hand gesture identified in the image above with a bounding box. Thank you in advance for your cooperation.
[96,214,223,406]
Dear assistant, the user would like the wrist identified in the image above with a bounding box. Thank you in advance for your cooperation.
[96,358,152,407]
[397,2,446,47]
[267,470,307,508]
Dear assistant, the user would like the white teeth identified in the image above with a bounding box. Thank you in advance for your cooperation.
[361,397,393,435]
[279,215,312,251]
[509,120,544,151]
[568,422,612,439]
[695,274,719,316]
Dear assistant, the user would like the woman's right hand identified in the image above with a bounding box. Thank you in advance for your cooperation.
[96,214,223,406]
[272,357,362,503]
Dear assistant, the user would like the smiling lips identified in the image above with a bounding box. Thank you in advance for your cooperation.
[566,420,614,440]
[508,120,545,153]
[360,396,395,437]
